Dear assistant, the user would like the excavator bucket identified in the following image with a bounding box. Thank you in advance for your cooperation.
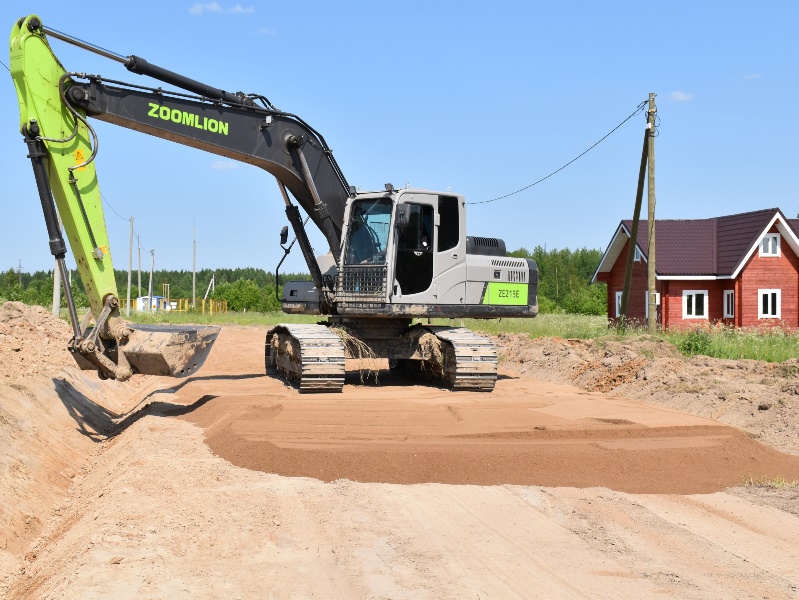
[122,324,220,377]
[72,324,221,379]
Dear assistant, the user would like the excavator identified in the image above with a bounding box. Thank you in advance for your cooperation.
[10,15,538,392]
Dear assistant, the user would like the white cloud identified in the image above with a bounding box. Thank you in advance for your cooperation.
[189,2,254,15]
[210,161,240,170]
[189,2,222,15]
[670,91,695,103]
[743,73,762,81]
[257,27,277,35]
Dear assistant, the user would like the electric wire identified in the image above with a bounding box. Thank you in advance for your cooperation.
[100,192,148,255]
[0,58,10,72]
[470,100,649,205]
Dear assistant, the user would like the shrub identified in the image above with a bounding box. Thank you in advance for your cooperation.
[213,279,281,312]
[676,329,712,356]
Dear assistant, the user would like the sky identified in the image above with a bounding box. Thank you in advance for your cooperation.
[2,1,797,279]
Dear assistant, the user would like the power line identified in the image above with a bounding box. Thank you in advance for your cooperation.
[0,59,10,72]
[470,100,649,205]
[100,191,147,249]
[100,192,127,221]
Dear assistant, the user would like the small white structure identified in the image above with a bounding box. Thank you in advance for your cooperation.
[135,295,170,311]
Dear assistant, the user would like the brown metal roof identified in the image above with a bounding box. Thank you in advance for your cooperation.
[621,208,788,277]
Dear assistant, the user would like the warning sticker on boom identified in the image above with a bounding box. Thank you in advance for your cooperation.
[73,149,87,171]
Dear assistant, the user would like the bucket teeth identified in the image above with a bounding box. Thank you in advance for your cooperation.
[71,324,220,378]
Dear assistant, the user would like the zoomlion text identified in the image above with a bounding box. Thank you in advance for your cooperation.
[147,103,229,135]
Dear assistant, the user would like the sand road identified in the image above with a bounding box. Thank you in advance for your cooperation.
[3,323,799,598]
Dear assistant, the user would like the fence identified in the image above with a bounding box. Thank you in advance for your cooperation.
[120,298,228,314]
[173,299,228,314]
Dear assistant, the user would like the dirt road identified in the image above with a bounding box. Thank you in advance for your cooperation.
[2,307,799,598]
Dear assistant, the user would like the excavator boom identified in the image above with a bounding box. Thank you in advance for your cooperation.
[10,15,219,380]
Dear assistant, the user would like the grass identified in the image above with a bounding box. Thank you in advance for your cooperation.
[664,325,799,363]
[125,309,319,327]
[429,314,610,340]
[741,475,799,489]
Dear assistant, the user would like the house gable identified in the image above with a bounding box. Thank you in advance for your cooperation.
[595,207,799,329]
[730,211,799,279]
[592,222,643,283]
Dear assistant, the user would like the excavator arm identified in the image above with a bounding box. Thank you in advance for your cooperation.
[9,15,350,380]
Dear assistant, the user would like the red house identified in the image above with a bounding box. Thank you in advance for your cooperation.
[592,208,799,330]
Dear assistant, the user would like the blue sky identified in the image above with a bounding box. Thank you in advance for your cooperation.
[2,1,797,277]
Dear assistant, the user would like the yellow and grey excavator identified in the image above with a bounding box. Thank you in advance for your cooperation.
[10,15,538,392]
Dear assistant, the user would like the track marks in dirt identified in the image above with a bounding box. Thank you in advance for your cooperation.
[177,385,799,494]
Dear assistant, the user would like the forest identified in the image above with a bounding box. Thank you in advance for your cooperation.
[0,246,607,315]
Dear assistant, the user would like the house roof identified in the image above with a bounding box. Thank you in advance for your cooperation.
[593,207,799,282]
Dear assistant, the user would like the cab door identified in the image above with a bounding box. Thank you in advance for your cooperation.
[394,201,435,299]
[433,195,466,304]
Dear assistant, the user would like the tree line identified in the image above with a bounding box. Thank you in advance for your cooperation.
[508,246,606,315]
[0,247,607,315]
[0,267,310,313]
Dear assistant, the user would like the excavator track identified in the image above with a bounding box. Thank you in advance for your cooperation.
[265,324,345,393]
[423,326,498,391]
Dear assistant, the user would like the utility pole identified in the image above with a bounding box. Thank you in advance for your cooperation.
[148,249,154,312]
[192,223,196,309]
[619,127,649,332]
[646,93,657,333]
[127,217,133,317]
[137,236,141,307]
[18,260,22,286]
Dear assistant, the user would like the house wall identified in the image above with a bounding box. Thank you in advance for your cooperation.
[596,238,660,325]
[660,280,732,330]
[738,226,799,328]
[598,224,799,331]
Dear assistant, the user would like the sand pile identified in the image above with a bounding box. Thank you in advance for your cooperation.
[0,302,73,381]
[0,302,160,590]
[495,332,799,454]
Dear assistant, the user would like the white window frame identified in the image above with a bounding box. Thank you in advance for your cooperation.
[759,233,780,257]
[615,291,623,317]
[723,290,735,318]
[682,290,708,320]
[633,246,644,262]
[758,289,781,319]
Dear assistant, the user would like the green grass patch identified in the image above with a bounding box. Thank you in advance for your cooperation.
[741,475,799,489]
[665,326,799,363]
[127,309,319,327]
[426,314,610,340]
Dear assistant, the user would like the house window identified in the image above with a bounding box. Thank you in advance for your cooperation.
[723,290,734,318]
[615,291,623,317]
[634,246,644,262]
[683,290,708,319]
[759,289,781,319]
[759,233,780,257]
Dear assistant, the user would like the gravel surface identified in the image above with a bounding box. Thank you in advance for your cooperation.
[1,302,798,598]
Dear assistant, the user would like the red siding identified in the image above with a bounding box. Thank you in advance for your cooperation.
[738,227,799,329]
[661,280,731,330]
[599,227,799,330]
[597,238,661,326]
